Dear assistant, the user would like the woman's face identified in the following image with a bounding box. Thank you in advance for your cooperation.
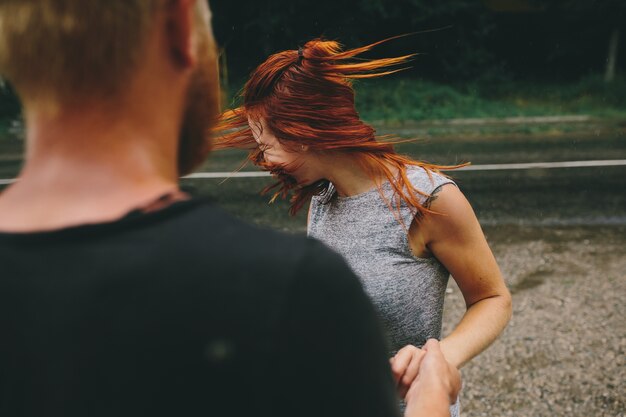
[248,117,321,185]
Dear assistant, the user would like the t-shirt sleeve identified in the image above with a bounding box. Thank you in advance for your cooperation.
[278,239,401,417]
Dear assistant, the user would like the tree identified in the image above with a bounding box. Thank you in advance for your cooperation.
[536,0,625,82]
[211,0,501,81]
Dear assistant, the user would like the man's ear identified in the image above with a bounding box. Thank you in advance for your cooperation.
[166,0,197,68]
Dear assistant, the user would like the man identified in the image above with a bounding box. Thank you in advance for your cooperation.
[0,1,459,416]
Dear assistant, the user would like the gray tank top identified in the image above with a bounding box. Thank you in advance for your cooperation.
[308,166,456,353]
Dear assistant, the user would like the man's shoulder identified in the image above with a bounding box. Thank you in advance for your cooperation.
[178,199,311,253]
[170,198,348,283]
[170,199,364,321]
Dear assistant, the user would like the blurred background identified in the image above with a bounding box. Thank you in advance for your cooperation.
[0,0,624,416]
[210,0,626,121]
[2,0,626,135]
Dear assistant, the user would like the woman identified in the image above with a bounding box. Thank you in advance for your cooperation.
[216,37,511,412]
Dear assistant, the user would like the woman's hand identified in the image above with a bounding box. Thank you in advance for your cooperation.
[390,344,426,398]
[413,339,461,403]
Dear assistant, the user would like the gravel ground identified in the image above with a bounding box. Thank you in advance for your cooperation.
[442,225,626,417]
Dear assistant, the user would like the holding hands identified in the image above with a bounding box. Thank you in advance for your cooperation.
[391,339,461,417]
[390,343,428,398]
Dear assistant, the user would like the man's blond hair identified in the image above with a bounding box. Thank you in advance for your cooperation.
[0,0,162,103]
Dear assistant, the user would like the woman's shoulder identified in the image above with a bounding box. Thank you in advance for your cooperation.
[406,165,456,195]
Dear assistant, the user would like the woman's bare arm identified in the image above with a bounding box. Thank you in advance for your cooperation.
[417,184,512,368]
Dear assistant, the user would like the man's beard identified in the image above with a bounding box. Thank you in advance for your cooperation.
[177,34,221,176]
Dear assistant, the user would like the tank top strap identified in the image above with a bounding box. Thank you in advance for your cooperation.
[396,166,456,227]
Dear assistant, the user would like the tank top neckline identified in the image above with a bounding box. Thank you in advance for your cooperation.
[323,166,424,204]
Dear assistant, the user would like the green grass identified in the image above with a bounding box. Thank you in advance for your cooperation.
[353,75,626,122]
[221,75,626,136]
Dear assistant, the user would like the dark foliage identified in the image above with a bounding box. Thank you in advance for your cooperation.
[211,0,625,83]
[1,1,624,121]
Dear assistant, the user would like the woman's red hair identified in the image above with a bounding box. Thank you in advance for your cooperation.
[214,36,464,221]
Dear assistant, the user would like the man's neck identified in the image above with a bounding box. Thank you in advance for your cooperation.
[0,102,182,232]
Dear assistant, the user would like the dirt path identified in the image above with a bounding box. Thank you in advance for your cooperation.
[443,226,626,417]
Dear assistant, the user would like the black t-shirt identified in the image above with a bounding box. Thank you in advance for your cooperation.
[0,198,400,417]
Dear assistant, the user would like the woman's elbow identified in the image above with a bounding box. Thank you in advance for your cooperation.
[500,287,513,323]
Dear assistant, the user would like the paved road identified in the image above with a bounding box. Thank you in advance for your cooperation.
[402,132,626,227]
[195,131,626,230]
[2,131,625,228]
